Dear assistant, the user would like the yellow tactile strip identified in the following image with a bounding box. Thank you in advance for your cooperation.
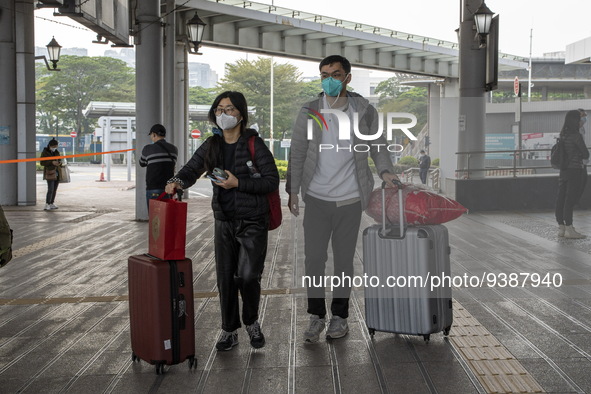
[449,300,544,393]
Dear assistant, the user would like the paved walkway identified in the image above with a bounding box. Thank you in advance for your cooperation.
[1,169,591,393]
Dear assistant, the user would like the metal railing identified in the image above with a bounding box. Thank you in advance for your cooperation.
[402,167,441,191]
[455,147,590,179]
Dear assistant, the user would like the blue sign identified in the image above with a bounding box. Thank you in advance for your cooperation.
[485,134,516,159]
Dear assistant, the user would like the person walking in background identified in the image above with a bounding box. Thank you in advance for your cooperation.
[555,110,590,239]
[577,108,588,202]
[418,149,431,185]
[287,55,399,343]
[166,91,279,351]
[40,139,61,211]
[139,124,178,209]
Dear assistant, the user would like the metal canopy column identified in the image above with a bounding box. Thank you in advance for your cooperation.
[135,0,163,220]
[0,0,17,205]
[16,0,37,206]
[164,0,176,145]
[175,40,189,171]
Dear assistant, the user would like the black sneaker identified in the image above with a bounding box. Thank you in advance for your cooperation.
[246,321,265,349]
[216,330,238,351]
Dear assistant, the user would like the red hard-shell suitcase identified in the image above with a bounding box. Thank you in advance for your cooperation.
[128,254,196,374]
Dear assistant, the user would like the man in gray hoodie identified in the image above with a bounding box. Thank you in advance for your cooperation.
[287,55,399,343]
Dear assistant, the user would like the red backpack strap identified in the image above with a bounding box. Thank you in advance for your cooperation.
[248,135,256,162]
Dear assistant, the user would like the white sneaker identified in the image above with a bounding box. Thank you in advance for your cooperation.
[558,224,565,237]
[303,315,325,343]
[326,316,349,339]
[565,225,586,239]
[44,204,52,211]
[49,204,58,210]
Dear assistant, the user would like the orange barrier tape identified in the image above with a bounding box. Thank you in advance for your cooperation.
[0,149,135,164]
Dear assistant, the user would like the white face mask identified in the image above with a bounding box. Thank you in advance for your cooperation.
[216,113,240,130]
[50,147,57,152]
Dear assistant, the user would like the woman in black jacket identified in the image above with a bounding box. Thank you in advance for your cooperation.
[166,91,279,351]
[40,139,61,211]
[555,110,590,239]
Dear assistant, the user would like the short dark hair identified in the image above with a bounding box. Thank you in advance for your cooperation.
[420,150,425,153]
[149,123,166,136]
[319,55,351,74]
[48,138,58,147]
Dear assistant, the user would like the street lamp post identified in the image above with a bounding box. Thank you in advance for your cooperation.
[186,12,206,55]
[35,36,62,71]
[457,0,496,179]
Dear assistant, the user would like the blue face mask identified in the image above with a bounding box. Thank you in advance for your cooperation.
[581,116,587,127]
[321,77,344,97]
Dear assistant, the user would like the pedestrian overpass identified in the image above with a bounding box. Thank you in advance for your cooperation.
[2,0,528,217]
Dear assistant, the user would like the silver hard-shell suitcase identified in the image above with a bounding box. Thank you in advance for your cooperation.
[362,182,452,341]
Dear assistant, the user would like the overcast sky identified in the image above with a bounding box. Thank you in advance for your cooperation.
[34,0,591,77]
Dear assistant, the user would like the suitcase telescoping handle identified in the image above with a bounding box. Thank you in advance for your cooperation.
[381,180,404,238]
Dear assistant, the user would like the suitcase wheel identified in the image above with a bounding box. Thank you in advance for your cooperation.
[423,334,430,342]
[155,362,165,375]
[443,326,451,336]
[368,327,375,337]
[188,356,197,370]
[131,353,140,363]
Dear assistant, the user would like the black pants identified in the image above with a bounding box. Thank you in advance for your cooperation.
[419,168,428,184]
[303,195,362,319]
[214,217,268,332]
[577,166,588,203]
[46,180,59,204]
[555,168,584,226]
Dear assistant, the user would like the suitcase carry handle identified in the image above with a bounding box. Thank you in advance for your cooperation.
[157,189,184,202]
[380,180,404,238]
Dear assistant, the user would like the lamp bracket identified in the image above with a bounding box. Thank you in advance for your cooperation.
[35,55,60,71]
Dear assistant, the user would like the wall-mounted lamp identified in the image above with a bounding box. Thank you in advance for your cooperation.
[35,36,62,71]
[186,12,206,55]
[474,2,494,48]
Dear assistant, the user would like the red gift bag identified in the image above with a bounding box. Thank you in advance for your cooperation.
[148,193,188,260]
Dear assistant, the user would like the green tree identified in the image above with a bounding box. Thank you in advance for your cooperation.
[35,55,135,138]
[188,86,217,105]
[217,57,302,140]
[378,87,428,137]
[374,75,410,105]
[298,79,323,103]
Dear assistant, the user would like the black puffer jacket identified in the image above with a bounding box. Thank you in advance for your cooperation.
[561,131,589,169]
[174,128,280,221]
[40,147,61,180]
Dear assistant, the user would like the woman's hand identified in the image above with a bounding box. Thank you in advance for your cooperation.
[165,182,181,194]
[215,170,239,189]
[52,160,59,166]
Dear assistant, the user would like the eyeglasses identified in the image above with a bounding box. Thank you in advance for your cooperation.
[214,106,237,116]
[320,71,347,80]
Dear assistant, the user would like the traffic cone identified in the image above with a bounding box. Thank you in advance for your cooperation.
[96,163,106,182]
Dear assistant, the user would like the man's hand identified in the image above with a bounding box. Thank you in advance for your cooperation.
[288,193,299,217]
[382,172,401,189]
